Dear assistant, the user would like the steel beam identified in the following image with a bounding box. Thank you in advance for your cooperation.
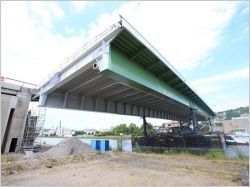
[167,77,180,85]
[108,46,211,117]
[158,70,172,78]
[146,61,160,71]
[120,94,150,103]
[102,87,131,99]
[174,82,185,89]
[66,75,102,94]
[107,90,140,101]
[83,81,118,96]
[131,47,146,61]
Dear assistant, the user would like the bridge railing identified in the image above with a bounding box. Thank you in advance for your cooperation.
[37,23,119,88]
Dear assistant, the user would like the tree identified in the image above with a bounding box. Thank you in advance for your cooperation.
[214,122,223,127]
[138,123,155,136]
[73,130,85,136]
[196,121,211,133]
[112,124,129,135]
[128,123,140,135]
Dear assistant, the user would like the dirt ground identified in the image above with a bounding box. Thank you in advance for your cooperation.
[1,152,248,186]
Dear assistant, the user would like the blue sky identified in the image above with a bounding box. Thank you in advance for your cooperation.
[2,1,249,130]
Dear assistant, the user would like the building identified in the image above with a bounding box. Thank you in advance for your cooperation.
[42,125,75,137]
[99,128,112,133]
[42,128,51,136]
[223,116,249,133]
[84,129,97,135]
[1,81,37,153]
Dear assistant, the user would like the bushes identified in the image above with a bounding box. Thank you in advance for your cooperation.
[97,123,149,136]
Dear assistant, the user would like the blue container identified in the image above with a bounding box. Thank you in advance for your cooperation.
[91,140,109,152]
[91,140,101,151]
[96,140,101,151]
[91,140,95,150]
[100,140,109,152]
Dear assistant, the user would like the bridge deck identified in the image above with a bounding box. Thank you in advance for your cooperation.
[36,17,215,121]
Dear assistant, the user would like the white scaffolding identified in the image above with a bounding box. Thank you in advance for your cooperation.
[21,107,46,152]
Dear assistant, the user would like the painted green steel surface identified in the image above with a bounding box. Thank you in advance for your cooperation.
[105,28,215,117]
[104,45,211,118]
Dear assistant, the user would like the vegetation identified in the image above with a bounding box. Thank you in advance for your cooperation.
[196,121,211,133]
[4,163,24,175]
[235,149,248,160]
[205,151,225,160]
[217,106,249,120]
[214,122,223,127]
[97,123,155,137]
[72,130,86,136]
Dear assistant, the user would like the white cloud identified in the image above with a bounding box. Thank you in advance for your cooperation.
[28,1,64,29]
[71,1,90,13]
[191,67,249,94]
[0,1,243,88]
[1,2,85,85]
[85,1,240,71]
[207,94,249,112]
[192,67,249,85]
[1,1,247,129]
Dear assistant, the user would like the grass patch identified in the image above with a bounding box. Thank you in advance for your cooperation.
[3,163,24,175]
[205,151,225,160]
[235,149,248,160]
[71,154,85,161]
[111,148,122,152]
[172,165,236,180]
[48,158,58,163]
[5,155,17,162]
[134,148,232,161]
[96,150,103,154]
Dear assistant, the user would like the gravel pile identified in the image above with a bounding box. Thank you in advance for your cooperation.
[42,138,93,158]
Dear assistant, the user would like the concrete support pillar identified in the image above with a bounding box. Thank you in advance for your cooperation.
[38,94,47,106]
[2,87,32,153]
[63,93,68,108]
[80,96,85,110]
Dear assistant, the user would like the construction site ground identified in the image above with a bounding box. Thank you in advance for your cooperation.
[1,151,248,186]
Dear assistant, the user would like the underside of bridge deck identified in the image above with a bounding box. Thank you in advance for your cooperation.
[45,67,197,121]
[37,18,215,122]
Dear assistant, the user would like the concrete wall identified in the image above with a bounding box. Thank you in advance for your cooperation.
[1,83,34,153]
[223,117,249,133]
[1,95,17,144]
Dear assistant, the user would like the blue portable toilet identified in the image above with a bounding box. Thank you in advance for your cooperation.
[91,140,95,150]
[96,140,101,150]
[100,140,109,152]
[91,140,109,152]
[91,140,101,151]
